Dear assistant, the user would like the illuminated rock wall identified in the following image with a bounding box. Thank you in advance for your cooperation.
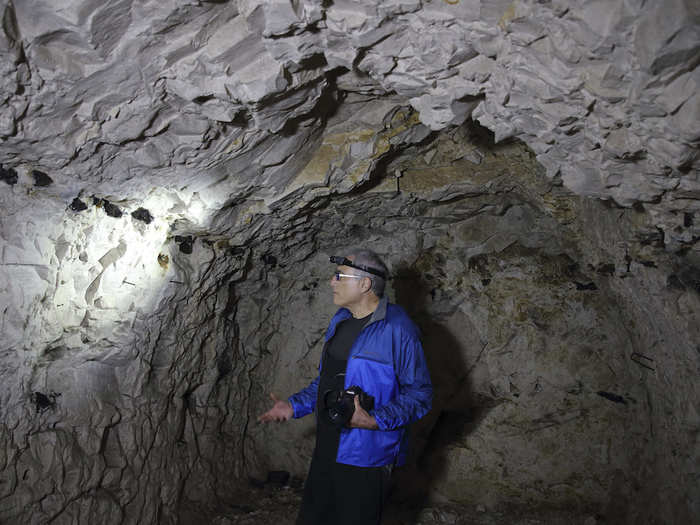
[0,1,698,524]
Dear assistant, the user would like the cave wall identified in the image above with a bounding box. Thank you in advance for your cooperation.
[0,100,698,525]
[0,1,698,524]
[238,122,699,523]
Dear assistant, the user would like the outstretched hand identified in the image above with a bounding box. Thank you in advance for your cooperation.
[349,395,379,430]
[258,393,294,423]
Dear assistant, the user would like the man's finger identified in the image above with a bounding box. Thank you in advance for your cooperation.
[349,396,362,428]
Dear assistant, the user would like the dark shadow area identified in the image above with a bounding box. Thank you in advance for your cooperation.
[386,264,498,523]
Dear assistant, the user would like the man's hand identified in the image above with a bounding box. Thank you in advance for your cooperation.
[258,393,294,423]
[349,395,379,429]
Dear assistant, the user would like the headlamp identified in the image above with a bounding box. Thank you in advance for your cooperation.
[329,256,387,279]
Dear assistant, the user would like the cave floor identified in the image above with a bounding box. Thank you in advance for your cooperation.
[188,482,601,525]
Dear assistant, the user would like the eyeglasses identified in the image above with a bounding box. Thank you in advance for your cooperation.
[332,272,365,281]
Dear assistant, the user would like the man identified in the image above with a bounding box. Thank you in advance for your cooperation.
[258,249,432,525]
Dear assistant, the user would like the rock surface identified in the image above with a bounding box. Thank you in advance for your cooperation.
[0,1,698,524]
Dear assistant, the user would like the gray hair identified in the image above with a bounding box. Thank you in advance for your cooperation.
[349,249,388,298]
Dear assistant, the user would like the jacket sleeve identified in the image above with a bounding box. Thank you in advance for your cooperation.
[373,329,433,431]
[288,375,319,419]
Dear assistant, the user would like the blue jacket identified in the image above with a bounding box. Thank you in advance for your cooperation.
[288,297,433,467]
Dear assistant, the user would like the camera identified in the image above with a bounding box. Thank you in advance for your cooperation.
[323,386,375,428]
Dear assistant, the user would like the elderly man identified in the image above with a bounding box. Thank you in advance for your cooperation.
[258,249,432,525]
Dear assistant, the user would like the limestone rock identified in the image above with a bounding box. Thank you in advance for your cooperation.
[0,1,698,524]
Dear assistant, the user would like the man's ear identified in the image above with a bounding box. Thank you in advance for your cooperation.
[362,276,372,293]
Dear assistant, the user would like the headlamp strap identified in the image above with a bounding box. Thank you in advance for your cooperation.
[329,256,386,279]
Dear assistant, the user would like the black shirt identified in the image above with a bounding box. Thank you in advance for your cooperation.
[314,313,371,462]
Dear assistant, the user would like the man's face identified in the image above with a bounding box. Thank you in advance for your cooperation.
[330,257,366,308]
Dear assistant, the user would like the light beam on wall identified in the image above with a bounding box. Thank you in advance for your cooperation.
[0,188,215,355]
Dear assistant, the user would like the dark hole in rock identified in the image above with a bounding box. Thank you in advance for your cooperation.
[564,263,579,277]
[667,274,685,290]
[266,470,290,486]
[216,352,232,381]
[597,391,627,404]
[32,170,53,187]
[301,280,319,291]
[193,94,215,104]
[249,470,296,490]
[261,253,277,267]
[574,281,598,291]
[31,391,61,413]
[175,235,194,254]
[684,213,693,227]
[102,199,123,218]
[468,254,489,273]
[0,166,18,185]
[596,263,616,275]
[677,264,700,293]
[131,207,154,224]
[624,254,632,272]
[69,197,88,212]
[638,230,664,247]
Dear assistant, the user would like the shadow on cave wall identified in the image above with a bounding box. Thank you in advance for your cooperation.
[388,264,498,519]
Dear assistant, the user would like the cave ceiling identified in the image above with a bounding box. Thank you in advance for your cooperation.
[0,0,697,249]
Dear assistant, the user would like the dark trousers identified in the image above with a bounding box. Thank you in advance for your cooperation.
[296,456,392,525]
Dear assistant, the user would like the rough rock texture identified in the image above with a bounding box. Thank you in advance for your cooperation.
[0,1,698,524]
